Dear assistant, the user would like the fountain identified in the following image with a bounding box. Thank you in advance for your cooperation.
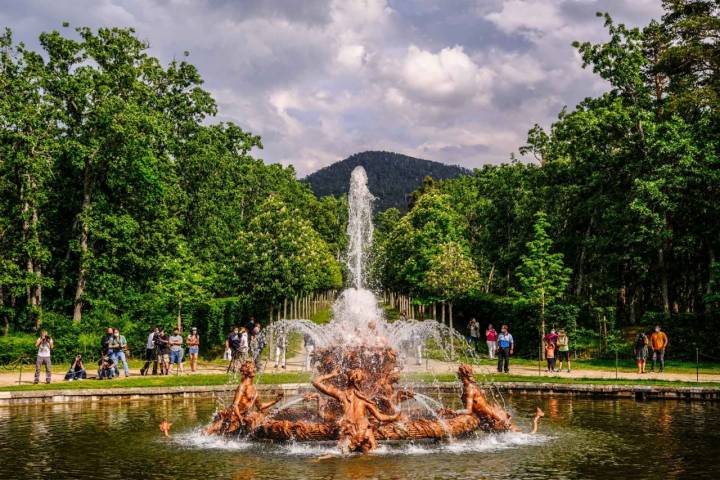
[206,166,541,453]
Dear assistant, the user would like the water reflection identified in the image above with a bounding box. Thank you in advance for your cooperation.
[0,395,719,480]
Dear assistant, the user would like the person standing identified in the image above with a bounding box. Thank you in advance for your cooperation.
[252,324,265,371]
[635,331,649,374]
[467,318,480,354]
[556,329,571,372]
[111,328,130,378]
[649,325,669,373]
[187,327,200,373]
[169,328,185,374]
[274,324,288,369]
[303,333,315,371]
[496,325,513,374]
[544,328,559,348]
[100,327,114,355]
[34,330,54,384]
[156,327,171,375]
[246,317,256,337]
[141,326,159,376]
[227,327,248,373]
[485,323,497,360]
[545,341,556,372]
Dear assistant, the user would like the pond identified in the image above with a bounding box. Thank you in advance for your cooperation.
[1,393,719,479]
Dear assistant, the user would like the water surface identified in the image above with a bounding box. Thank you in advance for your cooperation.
[1,394,718,479]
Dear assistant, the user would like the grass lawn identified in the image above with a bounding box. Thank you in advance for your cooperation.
[403,372,720,389]
[3,368,719,393]
[1,371,312,392]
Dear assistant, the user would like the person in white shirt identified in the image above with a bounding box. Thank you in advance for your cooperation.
[34,330,54,384]
[274,324,288,369]
[140,326,159,376]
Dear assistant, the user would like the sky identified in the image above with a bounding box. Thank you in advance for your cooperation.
[0,0,664,175]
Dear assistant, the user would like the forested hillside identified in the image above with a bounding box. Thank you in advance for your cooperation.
[304,151,468,212]
[373,4,720,360]
[0,26,345,361]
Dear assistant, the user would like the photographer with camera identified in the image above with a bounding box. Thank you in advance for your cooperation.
[34,330,54,384]
[65,354,87,381]
[100,327,114,355]
[156,327,171,375]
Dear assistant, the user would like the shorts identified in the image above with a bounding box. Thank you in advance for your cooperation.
[170,349,184,364]
[558,350,570,361]
[188,346,199,355]
[160,353,170,364]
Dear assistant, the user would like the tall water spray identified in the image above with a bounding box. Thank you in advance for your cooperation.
[346,166,374,289]
[329,166,386,346]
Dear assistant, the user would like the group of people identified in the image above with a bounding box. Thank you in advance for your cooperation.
[466,319,515,373]
[31,325,202,384]
[467,318,500,359]
[466,320,575,375]
[543,328,572,373]
[225,318,268,373]
[140,326,201,376]
[634,325,669,373]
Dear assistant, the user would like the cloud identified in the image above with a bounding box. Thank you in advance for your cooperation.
[0,0,663,175]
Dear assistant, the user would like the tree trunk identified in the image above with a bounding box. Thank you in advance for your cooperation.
[486,264,495,293]
[1,286,8,336]
[73,163,93,323]
[176,301,183,332]
[449,302,454,358]
[21,178,43,328]
[540,298,546,360]
[575,216,594,296]
[659,247,670,318]
[706,247,716,312]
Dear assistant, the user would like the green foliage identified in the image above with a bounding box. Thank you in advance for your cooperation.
[424,242,481,302]
[0,25,346,360]
[374,4,720,362]
[512,211,572,336]
[374,191,468,299]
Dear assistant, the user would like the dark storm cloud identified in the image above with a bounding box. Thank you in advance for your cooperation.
[0,0,663,175]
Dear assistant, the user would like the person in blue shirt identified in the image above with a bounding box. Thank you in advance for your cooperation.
[496,325,514,373]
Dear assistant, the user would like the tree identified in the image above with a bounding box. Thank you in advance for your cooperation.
[0,29,57,329]
[513,212,571,354]
[151,242,210,332]
[230,197,343,313]
[424,242,481,340]
[37,25,215,322]
[375,191,467,299]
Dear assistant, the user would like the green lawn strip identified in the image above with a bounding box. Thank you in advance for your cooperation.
[402,371,720,388]
[4,368,719,393]
[0,371,311,392]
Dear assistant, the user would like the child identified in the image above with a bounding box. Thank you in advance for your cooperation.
[545,342,556,372]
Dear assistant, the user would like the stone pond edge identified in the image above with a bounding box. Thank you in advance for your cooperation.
[1,381,719,405]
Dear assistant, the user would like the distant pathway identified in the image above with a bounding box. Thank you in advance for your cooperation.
[2,347,719,387]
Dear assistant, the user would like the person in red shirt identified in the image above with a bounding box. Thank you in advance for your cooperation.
[485,324,497,360]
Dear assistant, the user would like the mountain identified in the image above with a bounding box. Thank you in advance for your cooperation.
[304,151,470,212]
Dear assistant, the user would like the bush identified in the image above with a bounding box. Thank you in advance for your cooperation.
[0,333,37,364]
